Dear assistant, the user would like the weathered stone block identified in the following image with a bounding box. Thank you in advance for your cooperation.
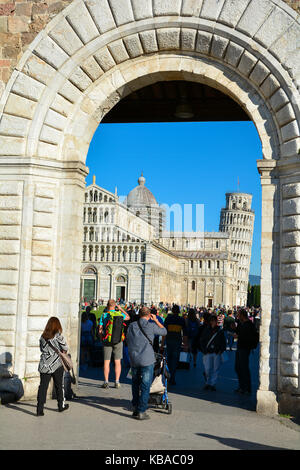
[32,240,52,257]
[282,246,300,263]
[279,376,298,392]
[25,361,39,376]
[31,255,52,272]
[281,294,300,312]
[280,360,298,377]
[153,0,182,16]
[0,182,22,196]
[0,300,17,315]
[157,28,180,51]
[181,0,203,17]
[108,39,130,64]
[4,93,37,120]
[195,31,212,55]
[0,114,30,138]
[281,139,300,158]
[282,214,300,231]
[218,0,249,28]
[30,271,51,286]
[94,47,115,72]
[201,0,226,21]
[44,109,67,131]
[34,35,69,69]
[8,16,30,34]
[59,80,83,104]
[69,66,92,92]
[0,315,16,330]
[210,35,228,59]
[283,230,300,247]
[34,197,53,214]
[238,50,257,77]
[280,343,298,361]
[224,41,244,67]
[27,332,41,347]
[280,327,299,344]
[249,61,270,86]
[276,103,295,127]
[33,212,53,228]
[123,34,143,58]
[30,285,50,301]
[283,183,300,199]
[81,56,103,81]
[281,121,299,143]
[181,28,196,51]
[139,30,158,54]
[50,94,73,117]
[86,0,116,33]
[254,6,294,49]
[236,0,273,37]
[29,300,50,315]
[0,331,14,347]
[67,1,99,43]
[26,347,41,362]
[269,88,289,112]
[259,74,280,99]
[281,311,299,328]
[283,197,300,216]
[12,73,45,103]
[23,54,57,87]
[49,18,83,56]
[108,0,134,25]
[0,239,20,254]
[0,195,22,211]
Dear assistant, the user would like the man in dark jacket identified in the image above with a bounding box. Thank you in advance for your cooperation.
[126,307,167,420]
[199,315,226,391]
[160,304,188,385]
[234,309,259,394]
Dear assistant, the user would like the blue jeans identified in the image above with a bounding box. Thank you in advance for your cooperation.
[225,331,234,349]
[131,363,154,413]
[166,341,181,381]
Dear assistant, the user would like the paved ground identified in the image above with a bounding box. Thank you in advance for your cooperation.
[1,348,299,450]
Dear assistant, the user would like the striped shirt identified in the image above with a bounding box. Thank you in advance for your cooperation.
[38,333,68,374]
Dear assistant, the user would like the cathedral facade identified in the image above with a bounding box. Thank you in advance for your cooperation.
[81,175,254,308]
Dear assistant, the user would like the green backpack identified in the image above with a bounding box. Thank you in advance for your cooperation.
[102,310,126,345]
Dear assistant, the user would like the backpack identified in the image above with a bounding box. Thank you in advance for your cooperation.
[102,310,126,345]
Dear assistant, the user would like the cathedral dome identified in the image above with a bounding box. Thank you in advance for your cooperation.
[126,174,158,208]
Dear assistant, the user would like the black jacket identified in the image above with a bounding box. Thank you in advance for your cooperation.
[236,320,259,350]
[199,326,226,355]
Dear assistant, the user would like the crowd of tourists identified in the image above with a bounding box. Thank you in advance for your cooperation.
[36,301,260,420]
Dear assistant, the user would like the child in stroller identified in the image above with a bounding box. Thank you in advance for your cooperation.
[148,353,172,414]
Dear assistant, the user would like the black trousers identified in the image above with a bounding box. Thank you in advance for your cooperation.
[37,366,65,411]
[235,348,251,392]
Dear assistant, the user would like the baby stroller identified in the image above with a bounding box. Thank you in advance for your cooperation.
[148,353,172,414]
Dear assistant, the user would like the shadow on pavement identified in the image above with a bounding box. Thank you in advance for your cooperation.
[196,433,288,450]
[78,346,260,413]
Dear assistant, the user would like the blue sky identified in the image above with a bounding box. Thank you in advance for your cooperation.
[86,121,262,276]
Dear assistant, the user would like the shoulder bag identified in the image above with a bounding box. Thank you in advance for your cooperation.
[48,341,73,372]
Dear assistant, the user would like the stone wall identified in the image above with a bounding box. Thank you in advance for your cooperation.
[0,0,72,94]
[0,0,299,97]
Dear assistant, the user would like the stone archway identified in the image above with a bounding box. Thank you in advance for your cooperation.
[0,0,299,417]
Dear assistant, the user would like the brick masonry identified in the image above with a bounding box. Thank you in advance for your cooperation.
[0,0,299,90]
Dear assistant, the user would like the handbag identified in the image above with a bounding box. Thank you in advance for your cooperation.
[150,375,165,394]
[48,341,73,372]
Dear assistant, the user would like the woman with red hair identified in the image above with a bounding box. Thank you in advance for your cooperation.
[37,317,69,416]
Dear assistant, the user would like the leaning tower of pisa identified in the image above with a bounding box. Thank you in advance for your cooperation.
[219,193,255,306]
